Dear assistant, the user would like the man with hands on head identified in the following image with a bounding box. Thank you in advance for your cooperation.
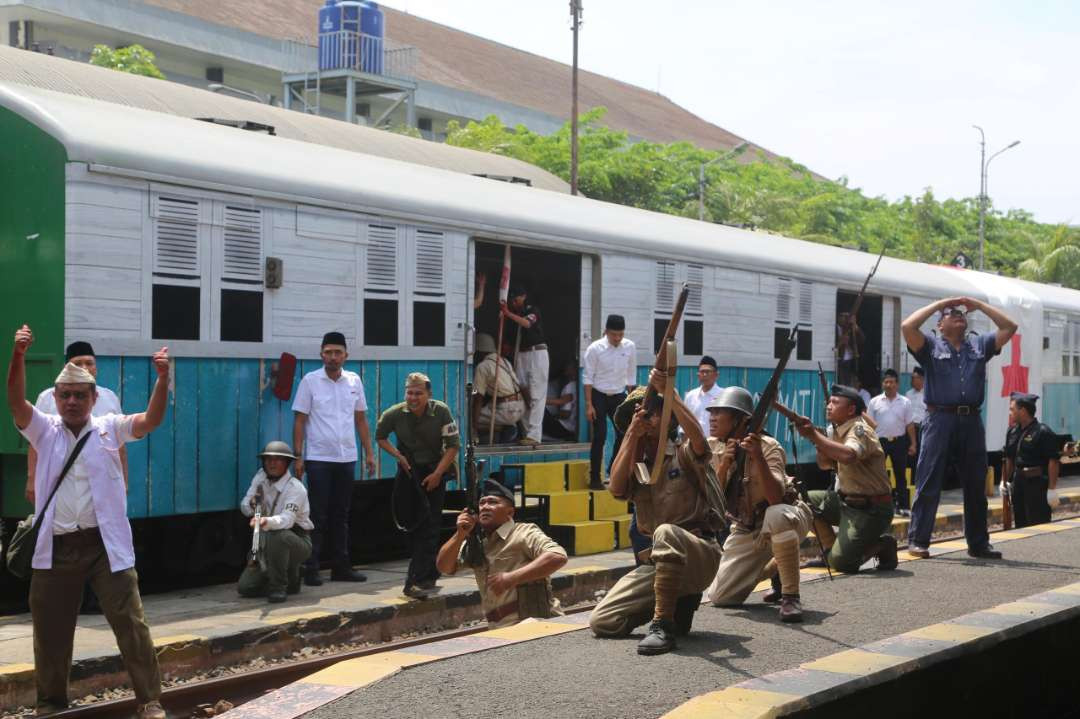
[436,479,567,626]
[901,296,1017,560]
[377,372,460,599]
[588,369,722,656]
[292,331,375,587]
[7,325,170,719]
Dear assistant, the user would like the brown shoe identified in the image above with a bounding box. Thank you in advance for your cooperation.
[762,573,782,604]
[779,595,803,623]
[907,546,930,559]
[137,700,166,719]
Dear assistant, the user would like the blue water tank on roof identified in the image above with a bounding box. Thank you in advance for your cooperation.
[318,1,363,71]
[359,2,384,74]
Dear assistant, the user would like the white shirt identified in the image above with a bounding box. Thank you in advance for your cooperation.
[20,407,139,571]
[36,385,122,416]
[292,368,369,462]
[556,380,577,432]
[867,393,914,440]
[858,388,872,407]
[240,470,314,531]
[583,337,637,394]
[682,384,723,437]
[905,388,926,424]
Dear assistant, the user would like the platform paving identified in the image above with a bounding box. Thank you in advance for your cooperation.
[1,477,1078,713]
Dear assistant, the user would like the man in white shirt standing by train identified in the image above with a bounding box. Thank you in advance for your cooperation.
[583,315,637,490]
[681,355,723,437]
[867,369,916,515]
[904,366,927,478]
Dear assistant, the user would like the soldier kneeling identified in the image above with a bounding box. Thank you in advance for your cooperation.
[589,371,724,656]
[436,480,568,626]
[794,386,898,573]
[703,388,816,622]
[238,442,314,603]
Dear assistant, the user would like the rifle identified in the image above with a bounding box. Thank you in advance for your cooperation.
[723,326,799,524]
[636,284,691,485]
[249,487,266,572]
[1001,478,1013,531]
[816,362,832,425]
[775,400,833,580]
[838,245,886,375]
[462,382,487,568]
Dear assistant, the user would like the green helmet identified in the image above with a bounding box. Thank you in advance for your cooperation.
[706,387,753,417]
[613,386,678,439]
[258,441,296,461]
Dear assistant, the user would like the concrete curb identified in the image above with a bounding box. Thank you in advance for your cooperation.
[0,564,634,712]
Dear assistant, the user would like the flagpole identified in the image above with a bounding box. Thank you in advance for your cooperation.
[489,246,512,444]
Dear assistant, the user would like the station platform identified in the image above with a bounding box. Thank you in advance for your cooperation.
[1,478,1079,715]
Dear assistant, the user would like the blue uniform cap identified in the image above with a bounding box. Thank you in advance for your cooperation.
[481,479,515,504]
[830,384,866,414]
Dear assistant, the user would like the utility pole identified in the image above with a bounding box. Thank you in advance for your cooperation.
[570,0,582,196]
[972,125,1020,271]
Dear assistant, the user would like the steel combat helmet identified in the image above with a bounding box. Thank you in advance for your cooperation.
[706,387,753,417]
[257,441,296,461]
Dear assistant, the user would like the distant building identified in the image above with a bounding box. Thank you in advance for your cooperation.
[0,0,778,159]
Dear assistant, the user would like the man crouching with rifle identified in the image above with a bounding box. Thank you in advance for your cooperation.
[588,369,722,655]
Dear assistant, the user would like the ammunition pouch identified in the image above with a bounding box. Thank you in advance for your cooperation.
[516,580,554,620]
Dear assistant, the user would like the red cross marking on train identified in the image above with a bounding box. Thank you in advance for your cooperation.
[1000,334,1029,397]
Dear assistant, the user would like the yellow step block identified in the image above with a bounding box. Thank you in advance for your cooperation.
[566,461,591,490]
[590,489,627,520]
[521,463,567,494]
[611,513,633,548]
[549,520,617,555]
[543,490,591,524]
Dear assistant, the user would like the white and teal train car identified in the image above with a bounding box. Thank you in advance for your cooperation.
[1,80,1077,569]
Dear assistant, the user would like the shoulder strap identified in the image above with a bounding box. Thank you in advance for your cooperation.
[32,430,94,533]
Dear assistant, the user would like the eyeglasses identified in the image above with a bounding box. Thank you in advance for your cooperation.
[943,309,967,318]
[56,390,91,401]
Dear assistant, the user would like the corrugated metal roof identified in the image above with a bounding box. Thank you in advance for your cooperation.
[6,80,1074,321]
[0,45,570,193]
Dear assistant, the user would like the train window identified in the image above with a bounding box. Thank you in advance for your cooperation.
[797,328,813,360]
[364,298,398,346]
[1064,355,1070,377]
[220,289,263,342]
[414,301,445,346]
[773,327,788,360]
[152,285,200,340]
[653,318,669,354]
[684,319,703,356]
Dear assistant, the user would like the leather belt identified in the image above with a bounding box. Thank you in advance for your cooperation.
[54,526,102,543]
[519,344,547,352]
[839,492,892,506]
[880,435,904,442]
[485,602,518,623]
[500,392,523,402]
[927,404,980,415]
[1016,466,1044,479]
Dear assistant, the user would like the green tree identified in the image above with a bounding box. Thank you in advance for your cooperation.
[446,109,1060,287]
[89,44,165,79]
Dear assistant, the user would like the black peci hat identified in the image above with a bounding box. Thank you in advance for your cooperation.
[321,331,347,349]
[605,314,625,331]
[65,341,95,361]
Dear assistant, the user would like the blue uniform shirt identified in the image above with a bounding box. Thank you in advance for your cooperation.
[908,331,999,407]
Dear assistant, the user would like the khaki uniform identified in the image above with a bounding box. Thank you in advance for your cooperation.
[449,520,567,627]
[589,440,723,637]
[808,416,894,573]
[705,435,814,605]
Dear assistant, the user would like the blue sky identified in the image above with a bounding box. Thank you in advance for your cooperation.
[386,1,1076,225]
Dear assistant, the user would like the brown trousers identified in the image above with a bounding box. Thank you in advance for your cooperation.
[29,529,161,711]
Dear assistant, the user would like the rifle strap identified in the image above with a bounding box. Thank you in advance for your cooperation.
[647,340,678,486]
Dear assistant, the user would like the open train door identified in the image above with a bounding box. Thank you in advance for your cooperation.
[835,289,883,394]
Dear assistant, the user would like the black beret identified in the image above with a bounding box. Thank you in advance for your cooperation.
[882,368,898,380]
[321,331,347,348]
[481,479,515,504]
[605,314,625,331]
[699,355,717,369]
[65,341,95,361]
[831,384,865,414]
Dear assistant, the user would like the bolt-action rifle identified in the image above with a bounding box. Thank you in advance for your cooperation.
[772,399,838,574]
[249,487,266,573]
[636,284,690,485]
[462,382,487,568]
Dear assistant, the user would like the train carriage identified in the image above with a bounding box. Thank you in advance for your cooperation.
[1,81,1078,579]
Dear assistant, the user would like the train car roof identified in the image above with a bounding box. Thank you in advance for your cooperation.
[3,81,1077,314]
[0,46,570,193]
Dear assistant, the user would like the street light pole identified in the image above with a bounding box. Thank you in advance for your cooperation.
[569,0,583,196]
[973,125,1020,271]
[698,141,748,222]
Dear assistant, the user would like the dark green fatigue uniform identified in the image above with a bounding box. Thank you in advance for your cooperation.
[376,399,460,590]
[808,416,895,573]
[1004,418,1060,528]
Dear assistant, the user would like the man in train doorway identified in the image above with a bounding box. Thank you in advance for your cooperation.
[901,297,1017,559]
[583,315,637,490]
[501,284,548,447]
[292,332,377,586]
